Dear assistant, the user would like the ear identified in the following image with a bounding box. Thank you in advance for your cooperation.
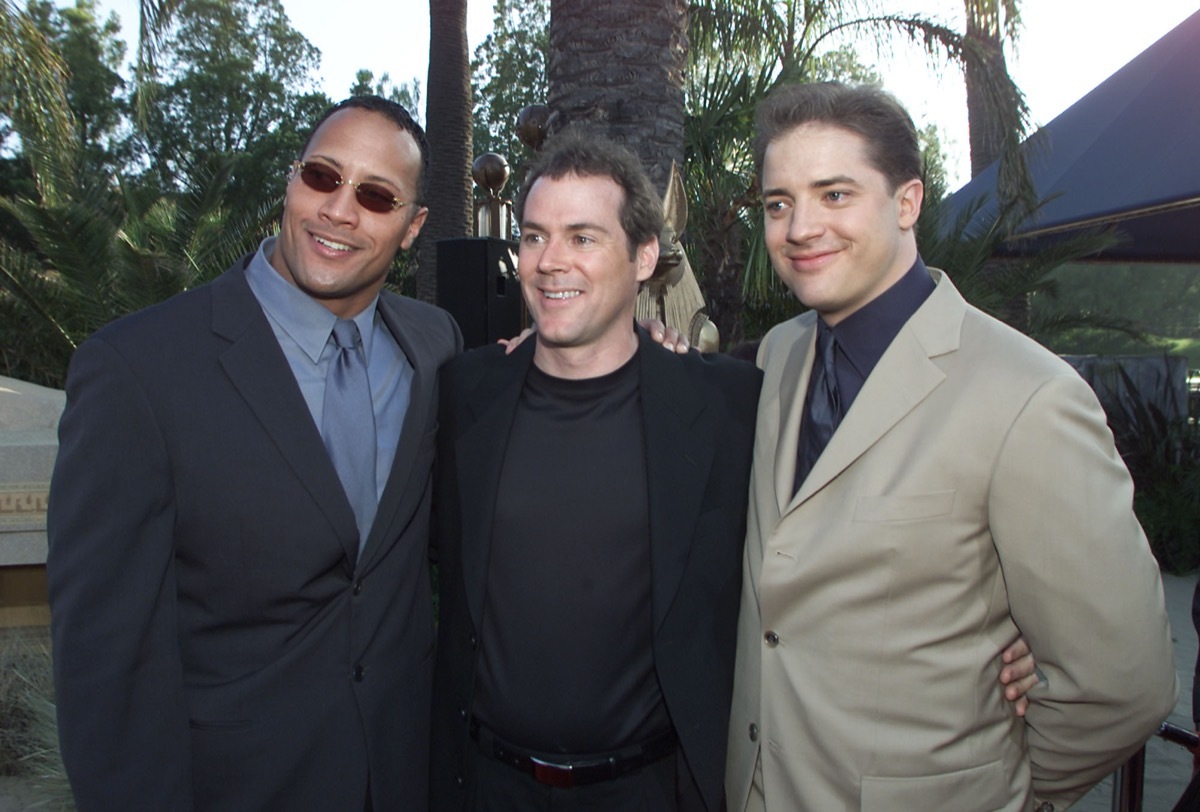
[400,206,429,250]
[635,238,659,284]
[896,178,923,231]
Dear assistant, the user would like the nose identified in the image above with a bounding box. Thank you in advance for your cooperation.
[535,236,567,273]
[786,201,823,244]
[317,182,360,226]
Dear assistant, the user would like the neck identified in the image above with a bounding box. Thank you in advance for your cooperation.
[532,329,639,380]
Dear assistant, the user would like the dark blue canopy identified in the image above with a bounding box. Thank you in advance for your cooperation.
[944,8,1200,262]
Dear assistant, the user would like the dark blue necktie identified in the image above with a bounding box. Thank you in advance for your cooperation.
[794,324,842,495]
[322,319,377,550]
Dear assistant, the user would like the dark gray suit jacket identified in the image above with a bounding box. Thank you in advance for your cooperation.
[48,257,461,811]
[429,330,761,811]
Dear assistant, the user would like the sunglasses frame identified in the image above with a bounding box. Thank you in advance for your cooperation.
[290,160,410,214]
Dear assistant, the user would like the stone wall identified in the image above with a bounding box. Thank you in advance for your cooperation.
[0,376,64,627]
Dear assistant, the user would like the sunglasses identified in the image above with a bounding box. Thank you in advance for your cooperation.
[291,161,410,214]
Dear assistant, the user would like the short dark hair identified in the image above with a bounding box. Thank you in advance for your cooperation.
[515,130,663,260]
[754,82,921,192]
[300,95,431,205]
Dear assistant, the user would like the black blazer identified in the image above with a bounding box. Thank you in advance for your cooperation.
[429,330,761,811]
[47,258,461,811]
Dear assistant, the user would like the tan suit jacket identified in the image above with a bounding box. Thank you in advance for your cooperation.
[726,269,1177,811]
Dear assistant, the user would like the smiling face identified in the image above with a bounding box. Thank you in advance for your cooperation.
[762,123,923,325]
[270,107,427,318]
[518,172,657,379]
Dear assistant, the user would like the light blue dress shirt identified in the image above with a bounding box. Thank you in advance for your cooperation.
[244,237,413,505]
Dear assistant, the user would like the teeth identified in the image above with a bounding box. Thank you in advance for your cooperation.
[544,290,581,300]
[314,235,352,252]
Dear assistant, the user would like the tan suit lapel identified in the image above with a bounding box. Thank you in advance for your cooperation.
[769,316,817,517]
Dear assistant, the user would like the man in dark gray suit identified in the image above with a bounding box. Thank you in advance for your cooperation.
[47,96,460,811]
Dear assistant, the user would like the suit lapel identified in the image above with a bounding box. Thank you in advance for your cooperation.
[788,271,965,510]
[211,262,359,562]
[769,316,818,516]
[457,342,533,625]
[357,294,443,569]
[638,332,716,632]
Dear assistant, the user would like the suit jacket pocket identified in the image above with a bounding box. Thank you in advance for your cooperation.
[854,490,955,523]
[861,759,1007,810]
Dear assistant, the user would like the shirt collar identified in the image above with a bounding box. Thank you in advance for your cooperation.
[824,255,935,380]
[245,236,380,363]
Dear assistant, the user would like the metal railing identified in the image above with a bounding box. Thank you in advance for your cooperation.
[1110,722,1198,812]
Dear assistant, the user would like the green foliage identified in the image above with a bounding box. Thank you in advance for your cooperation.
[0,1,77,203]
[917,190,1141,342]
[348,70,422,120]
[132,0,327,219]
[1046,262,1200,338]
[0,157,274,387]
[1099,362,1200,573]
[0,0,337,386]
[1045,264,1200,375]
[470,0,548,172]
[31,0,130,178]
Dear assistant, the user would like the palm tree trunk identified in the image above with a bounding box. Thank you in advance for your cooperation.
[964,0,1012,177]
[546,0,687,192]
[546,0,717,347]
[419,0,474,303]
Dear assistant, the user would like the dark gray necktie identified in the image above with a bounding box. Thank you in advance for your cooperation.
[794,324,842,495]
[322,319,377,548]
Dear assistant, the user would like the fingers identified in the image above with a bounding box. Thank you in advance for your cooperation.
[661,327,690,354]
[1001,636,1030,664]
[1000,636,1037,718]
[637,319,691,353]
[1000,652,1036,684]
[498,326,536,355]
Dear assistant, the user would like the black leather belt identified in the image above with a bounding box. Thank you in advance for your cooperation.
[469,719,677,789]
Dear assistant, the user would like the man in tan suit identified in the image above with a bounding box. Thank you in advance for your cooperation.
[725,82,1178,812]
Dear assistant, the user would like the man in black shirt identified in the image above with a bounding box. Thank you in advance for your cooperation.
[429,131,762,811]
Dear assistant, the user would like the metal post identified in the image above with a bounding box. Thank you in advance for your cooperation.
[1112,746,1147,812]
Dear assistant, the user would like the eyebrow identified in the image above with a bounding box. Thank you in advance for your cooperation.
[813,174,860,188]
[763,174,862,198]
[520,219,614,236]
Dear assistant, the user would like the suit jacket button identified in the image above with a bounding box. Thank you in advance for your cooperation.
[764,630,780,647]
[1034,804,1054,812]
[468,634,477,649]
[459,706,468,721]
[353,665,365,682]
[749,723,758,742]
[353,580,363,596]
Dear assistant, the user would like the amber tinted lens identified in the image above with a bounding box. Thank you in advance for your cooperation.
[299,162,341,193]
[297,162,399,213]
[353,183,400,213]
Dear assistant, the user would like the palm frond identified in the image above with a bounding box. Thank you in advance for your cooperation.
[0,2,77,203]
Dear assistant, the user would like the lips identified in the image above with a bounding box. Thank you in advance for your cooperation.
[784,248,840,271]
[311,232,354,253]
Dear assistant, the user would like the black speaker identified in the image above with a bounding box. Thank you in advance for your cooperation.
[436,237,527,350]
